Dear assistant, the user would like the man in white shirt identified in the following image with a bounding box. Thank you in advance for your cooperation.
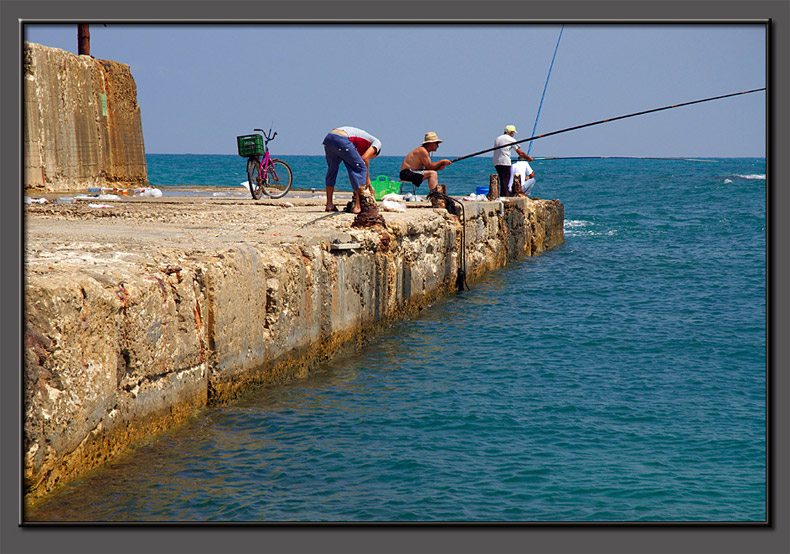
[509,155,536,196]
[493,125,533,197]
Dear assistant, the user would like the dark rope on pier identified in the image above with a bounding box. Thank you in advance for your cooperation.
[450,88,766,164]
[426,189,471,292]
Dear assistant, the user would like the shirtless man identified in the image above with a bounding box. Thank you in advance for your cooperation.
[399,132,452,192]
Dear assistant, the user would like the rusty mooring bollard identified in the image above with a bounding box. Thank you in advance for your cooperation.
[351,186,386,229]
[431,184,448,209]
[512,173,525,197]
[487,175,500,201]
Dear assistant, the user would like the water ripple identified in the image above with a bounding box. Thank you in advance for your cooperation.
[26,158,766,523]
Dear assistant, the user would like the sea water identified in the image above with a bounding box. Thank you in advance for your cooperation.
[25,155,766,522]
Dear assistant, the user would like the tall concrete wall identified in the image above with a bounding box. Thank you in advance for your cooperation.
[23,197,563,507]
[24,42,149,191]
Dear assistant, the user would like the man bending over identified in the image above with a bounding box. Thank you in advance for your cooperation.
[323,126,381,213]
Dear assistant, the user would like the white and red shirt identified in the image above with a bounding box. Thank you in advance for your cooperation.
[337,126,382,156]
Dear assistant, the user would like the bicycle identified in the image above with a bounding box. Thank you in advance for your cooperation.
[237,127,293,200]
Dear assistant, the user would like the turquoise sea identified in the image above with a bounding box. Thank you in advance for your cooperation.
[25,154,767,523]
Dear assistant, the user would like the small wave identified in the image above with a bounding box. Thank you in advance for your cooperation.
[564,220,617,237]
[732,174,766,180]
[565,229,616,238]
[564,220,591,229]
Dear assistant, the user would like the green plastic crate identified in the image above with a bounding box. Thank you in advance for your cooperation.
[237,134,265,157]
[370,175,401,200]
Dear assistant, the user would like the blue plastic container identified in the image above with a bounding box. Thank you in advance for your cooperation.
[476,186,489,195]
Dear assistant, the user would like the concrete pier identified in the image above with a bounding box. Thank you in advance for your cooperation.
[24,42,149,192]
[23,191,564,507]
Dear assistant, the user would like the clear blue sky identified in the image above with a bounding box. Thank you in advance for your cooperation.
[24,23,766,158]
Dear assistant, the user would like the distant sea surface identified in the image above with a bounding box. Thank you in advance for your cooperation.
[26,155,766,522]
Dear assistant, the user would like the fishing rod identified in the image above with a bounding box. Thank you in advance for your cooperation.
[450,87,766,164]
[527,25,564,157]
[532,156,719,162]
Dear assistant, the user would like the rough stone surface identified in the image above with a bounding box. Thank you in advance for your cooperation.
[24,42,149,192]
[23,190,563,507]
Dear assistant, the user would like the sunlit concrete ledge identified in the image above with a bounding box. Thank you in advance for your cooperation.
[23,192,564,507]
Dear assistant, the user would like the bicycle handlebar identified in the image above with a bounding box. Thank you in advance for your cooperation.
[253,128,277,141]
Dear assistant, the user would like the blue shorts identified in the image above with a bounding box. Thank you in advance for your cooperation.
[323,132,367,190]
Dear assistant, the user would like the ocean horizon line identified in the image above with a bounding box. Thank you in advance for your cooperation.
[146,153,766,160]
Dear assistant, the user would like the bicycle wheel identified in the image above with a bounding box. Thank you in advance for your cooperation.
[246,156,263,200]
[262,159,293,199]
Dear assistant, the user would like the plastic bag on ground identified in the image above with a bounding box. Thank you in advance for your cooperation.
[381,200,407,212]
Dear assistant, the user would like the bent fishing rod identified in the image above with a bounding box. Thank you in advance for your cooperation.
[533,156,719,162]
[527,24,564,157]
[450,87,766,164]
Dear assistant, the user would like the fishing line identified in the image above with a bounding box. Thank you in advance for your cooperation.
[527,25,564,157]
[533,156,719,162]
[450,87,766,164]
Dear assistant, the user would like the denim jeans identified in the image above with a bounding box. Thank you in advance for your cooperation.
[323,132,366,190]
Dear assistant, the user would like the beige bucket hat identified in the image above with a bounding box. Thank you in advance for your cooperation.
[422,131,443,144]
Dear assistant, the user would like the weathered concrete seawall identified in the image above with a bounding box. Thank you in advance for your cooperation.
[23,42,149,191]
[23,194,563,507]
